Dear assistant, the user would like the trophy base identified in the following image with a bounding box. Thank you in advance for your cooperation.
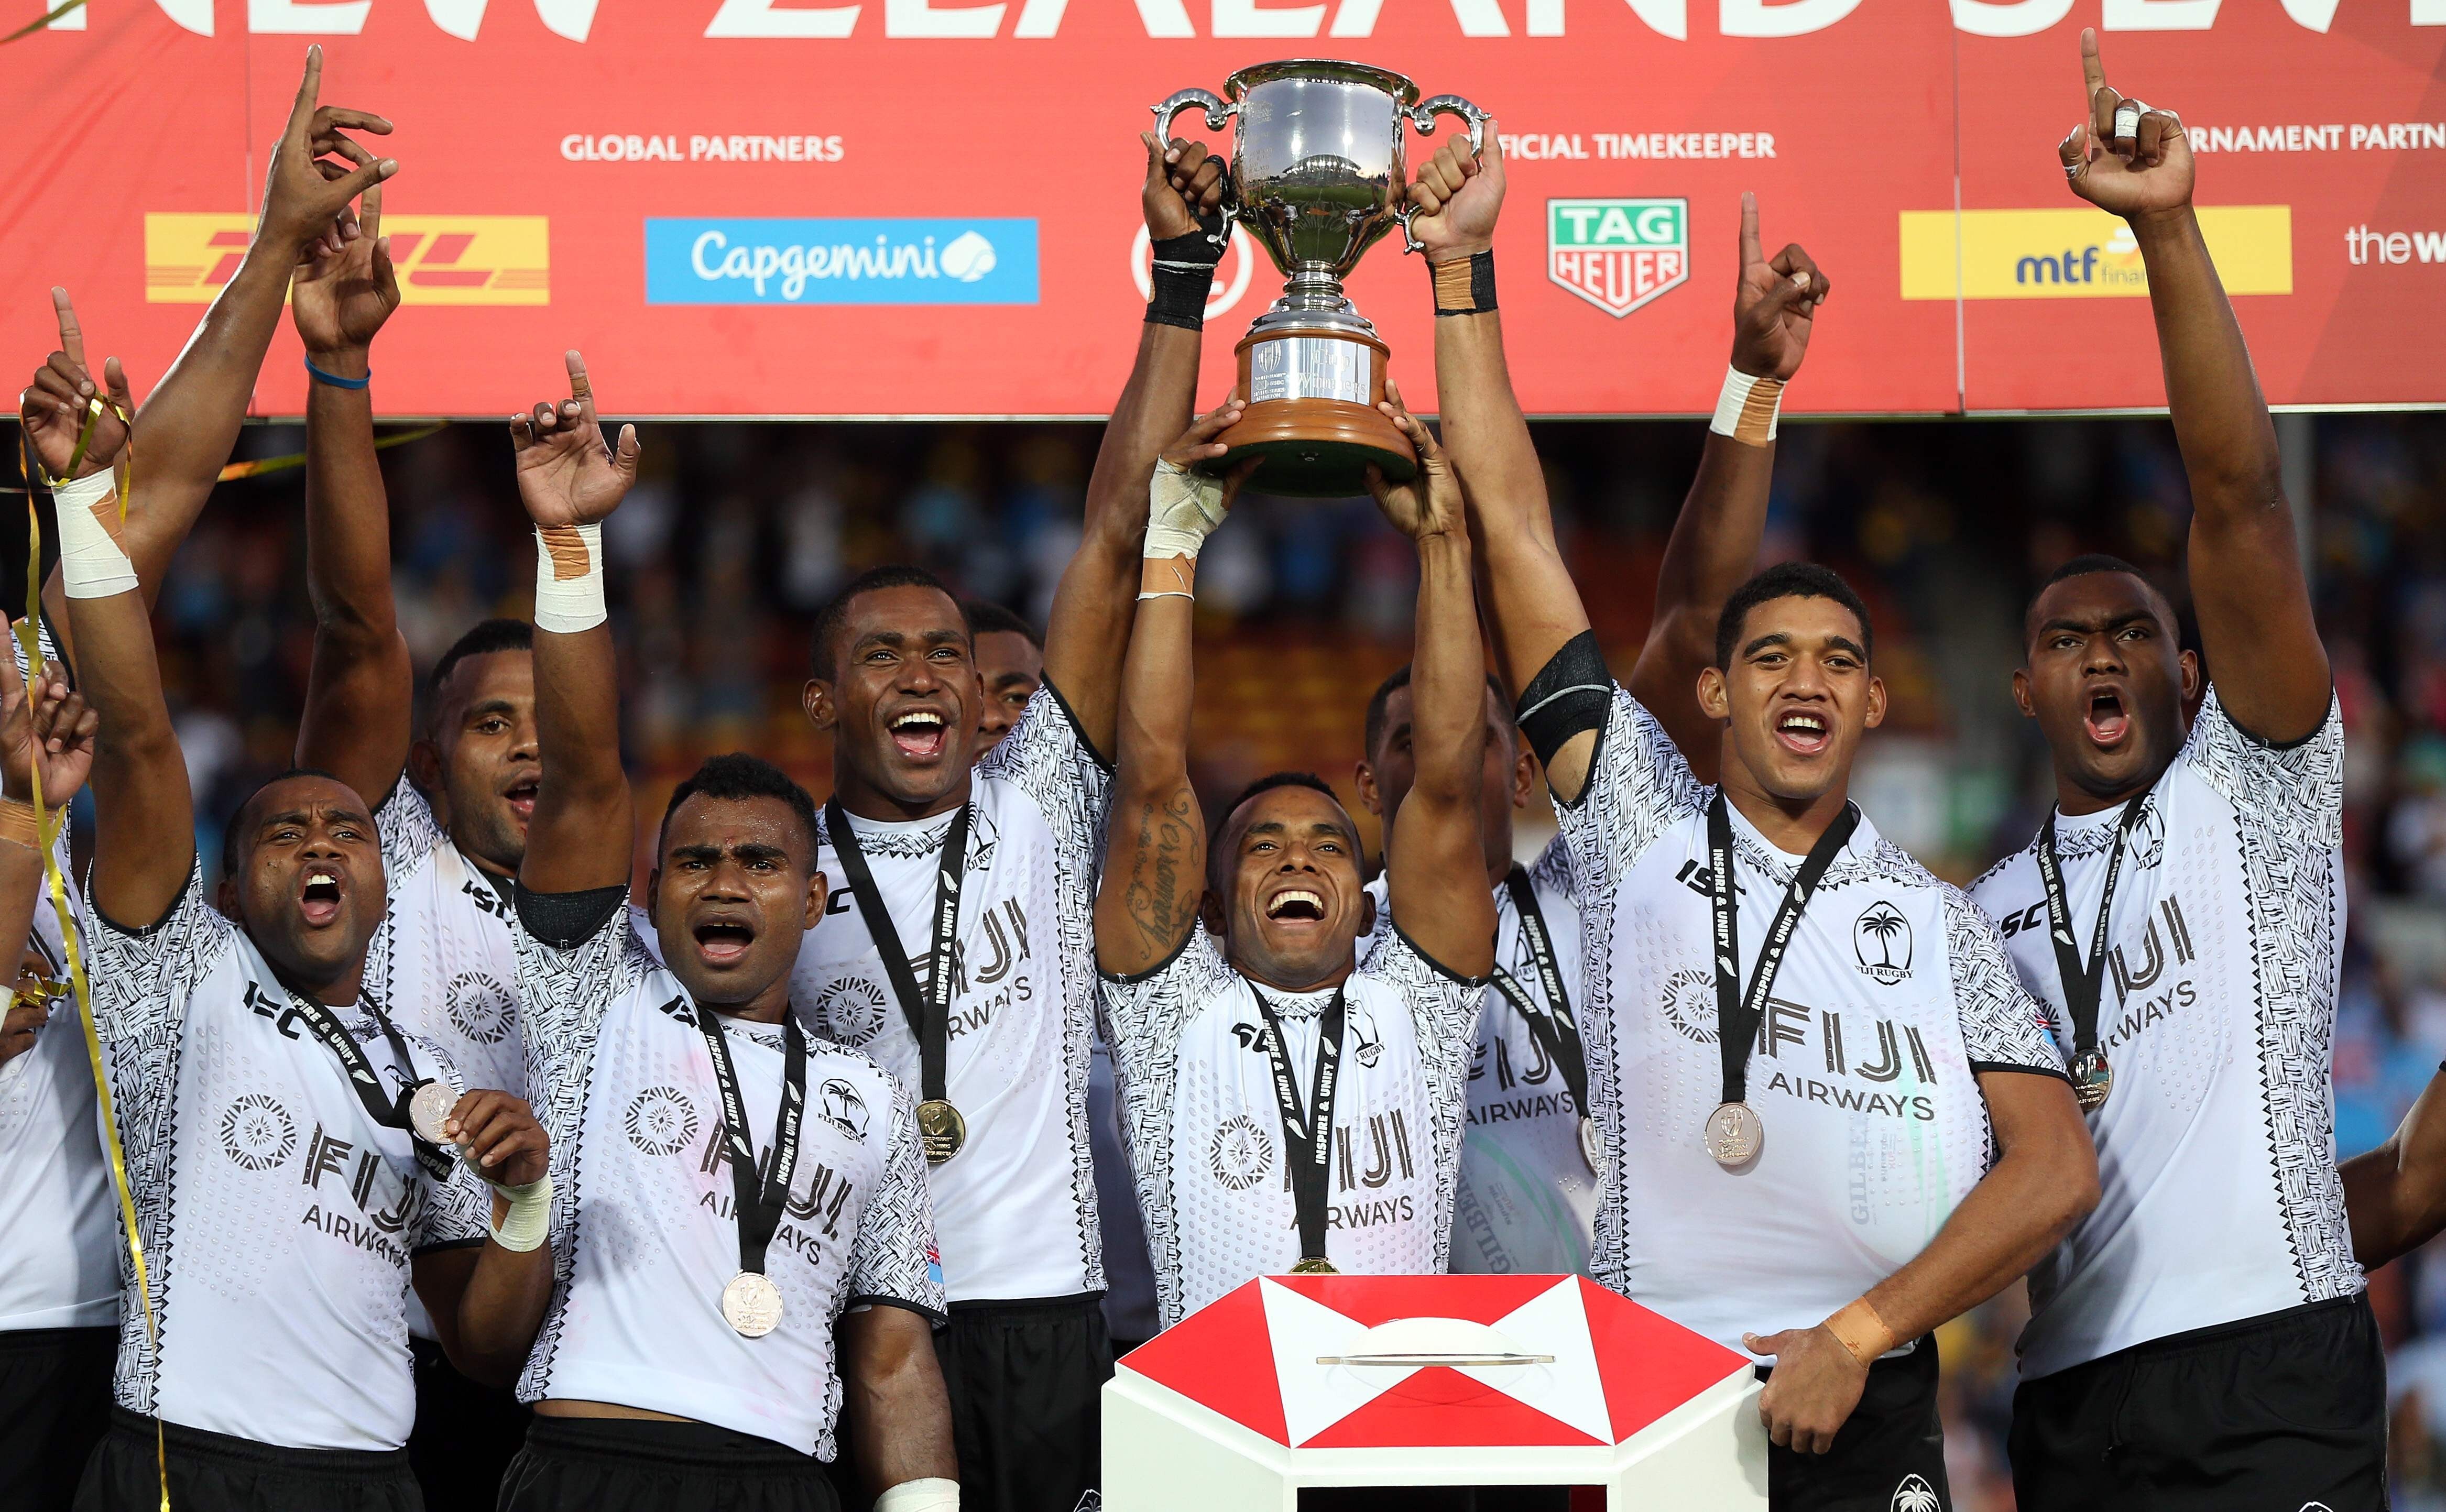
[1216,403,1417,499]
[1226,323,1415,498]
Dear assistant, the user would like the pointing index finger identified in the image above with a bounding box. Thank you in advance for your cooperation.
[564,350,594,417]
[50,288,84,369]
[2080,27,2108,114]
[1739,191,1762,271]
[287,45,324,142]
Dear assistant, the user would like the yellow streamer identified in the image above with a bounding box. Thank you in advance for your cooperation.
[16,408,169,1512]
[217,421,445,482]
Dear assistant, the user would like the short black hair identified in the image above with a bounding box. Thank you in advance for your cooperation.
[657,752,823,863]
[1361,665,1513,758]
[1209,771,1355,891]
[431,618,533,696]
[811,565,964,678]
[963,600,1041,650]
[224,766,357,876]
[2024,553,2177,644]
[1714,562,1874,669]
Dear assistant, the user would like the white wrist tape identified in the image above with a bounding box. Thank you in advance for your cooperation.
[532,523,605,633]
[486,1172,552,1254]
[1710,365,1784,446]
[1146,458,1228,561]
[875,1478,959,1512]
[53,469,135,600]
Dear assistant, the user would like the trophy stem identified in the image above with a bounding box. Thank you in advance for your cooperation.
[1280,267,1351,312]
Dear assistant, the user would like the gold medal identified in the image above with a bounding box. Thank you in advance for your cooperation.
[1577,1115,1603,1176]
[2071,1049,2112,1113]
[1289,1256,1338,1275]
[916,1099,966,1165]
[720,1270,785,1337]
[408,1081,459,1148]
[1703,1102,1764,1169]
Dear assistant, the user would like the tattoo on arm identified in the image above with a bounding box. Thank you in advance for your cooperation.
[1125,790,1200,952]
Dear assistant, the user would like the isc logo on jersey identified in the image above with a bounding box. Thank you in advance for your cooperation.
[1547,198,1688,317]
[146,214,549,304]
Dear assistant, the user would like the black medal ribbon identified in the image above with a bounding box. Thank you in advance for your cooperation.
[697,1006,810,1283]
[1706,793,1859,1108]
[825,798,970,1121]
[2035,792,2153,1097]
[1489,865,1589,1121]
[1250,985,1346,1269]
[278,987,455,1182]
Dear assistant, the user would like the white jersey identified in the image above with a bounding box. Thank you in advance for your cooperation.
[1100,923,1483,1329]
[83,867,490,1450]
[1560,686,2066,1354]
[369,783,526,1100]
[511,889,946,1457]
[1359,839,1595,1277]
[794,686,1108,1303]
[0,864,118,1332]
[1970,688,2355,1379]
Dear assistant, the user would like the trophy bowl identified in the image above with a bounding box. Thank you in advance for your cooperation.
[1155,62,1486,498]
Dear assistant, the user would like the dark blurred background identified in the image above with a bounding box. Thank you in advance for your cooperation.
[100,408,2446,1509]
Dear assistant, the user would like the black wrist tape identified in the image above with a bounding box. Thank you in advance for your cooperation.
[1145,227,1225,331]
[1515,628,1611,766]
[1431,249,1498,317]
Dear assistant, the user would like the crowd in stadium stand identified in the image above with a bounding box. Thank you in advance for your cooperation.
[102,403,2446,1509]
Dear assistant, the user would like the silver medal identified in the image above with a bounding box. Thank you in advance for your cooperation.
[720,1270,785,1338]
[2071,1049,2112,1113]
[1703,1102,1764,1169]
[408,1081,459,1148]
[1577,1115,1603,1175]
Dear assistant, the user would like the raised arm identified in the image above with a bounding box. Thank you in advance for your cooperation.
[1406,127,1599,803]
[1092,400,1245,978]
[0,650,95,1070]
[1372,393,1495,979]
[1626,195,1829,784]
[292,194,412,806]
[2063,29,2327,742]
[511,353,639,896]
[1038,134,1227,761]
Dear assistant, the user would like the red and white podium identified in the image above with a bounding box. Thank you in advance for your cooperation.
[1103,1274,1767,1508]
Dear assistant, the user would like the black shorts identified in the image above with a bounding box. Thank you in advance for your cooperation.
[0,1326,116,1512]
[407,1336,531,1512]
[1761,1333,1950,1512]
[499,1416,838,1512]
[936,1292,1111,1512]
[2009,1293,2388,1512]
[75,1407,421,1512]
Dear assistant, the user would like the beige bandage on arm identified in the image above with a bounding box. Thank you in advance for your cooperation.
[52,468,134,600]
[1710,366,1784,447]
[532,523,605,633]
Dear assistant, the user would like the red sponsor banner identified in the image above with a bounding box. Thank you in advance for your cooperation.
[0,2,2438,419]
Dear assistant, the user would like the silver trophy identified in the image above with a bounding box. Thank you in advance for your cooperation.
[1154,61,1486,497]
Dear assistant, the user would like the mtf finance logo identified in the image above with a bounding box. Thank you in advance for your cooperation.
[647,218,1039,305]
[145,214,549,304]
[1897,206,2291,300]
[1547,198,1688,317]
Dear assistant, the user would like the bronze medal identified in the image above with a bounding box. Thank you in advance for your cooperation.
[720,1270,785,1338]
[1704,1101,1765,1169]
[916,1098,967,1165]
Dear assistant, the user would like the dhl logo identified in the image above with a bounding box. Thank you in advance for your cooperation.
[145,214,549,305]
[1897,206,2290,301]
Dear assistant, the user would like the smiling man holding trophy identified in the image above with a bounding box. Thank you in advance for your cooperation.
[1153,62,1485,498]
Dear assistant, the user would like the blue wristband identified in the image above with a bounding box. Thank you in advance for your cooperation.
[303,357,370,390]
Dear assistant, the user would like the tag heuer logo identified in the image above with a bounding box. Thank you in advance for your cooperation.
[1548,199,1688,317]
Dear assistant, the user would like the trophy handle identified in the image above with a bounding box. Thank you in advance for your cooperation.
[1150,89,1241,251]
[1395,94,1492,255]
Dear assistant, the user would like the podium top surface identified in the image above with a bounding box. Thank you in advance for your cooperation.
[1118,1274,1752,1451]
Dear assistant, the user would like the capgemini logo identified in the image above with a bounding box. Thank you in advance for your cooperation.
[939,230,996,283]
[645,218,1039,305]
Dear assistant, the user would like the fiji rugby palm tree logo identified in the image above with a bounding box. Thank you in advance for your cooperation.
[1854,902,1913,985]
[1889,1475,1940,1512]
